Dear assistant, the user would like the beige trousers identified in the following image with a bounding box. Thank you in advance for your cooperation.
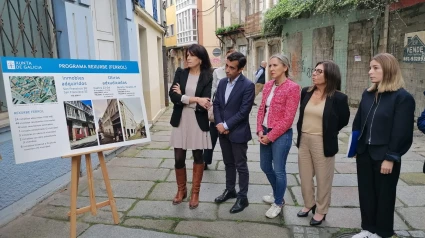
[298,132,335,214]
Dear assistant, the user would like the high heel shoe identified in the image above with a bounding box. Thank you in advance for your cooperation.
[310,214,326,226]
[297,204,316,217]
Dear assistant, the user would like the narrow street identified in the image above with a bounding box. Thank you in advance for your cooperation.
[1,94,425,238]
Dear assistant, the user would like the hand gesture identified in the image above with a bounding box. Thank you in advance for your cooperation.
[260,135,271,145]
[172,83,181,95]
[381,160,394,174]
[198,97,210,110]
[216,123,226,134]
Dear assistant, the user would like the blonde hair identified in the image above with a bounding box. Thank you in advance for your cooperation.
[367,53,405,93]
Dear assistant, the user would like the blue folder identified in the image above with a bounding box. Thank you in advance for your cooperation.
[346,131,360,158]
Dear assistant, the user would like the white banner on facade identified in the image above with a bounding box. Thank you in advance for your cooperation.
[0,57,151,164]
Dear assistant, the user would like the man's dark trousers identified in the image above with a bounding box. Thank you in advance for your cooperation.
[219,134,249,198]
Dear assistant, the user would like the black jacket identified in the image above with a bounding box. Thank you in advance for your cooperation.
[352,88,415,162]
[169,67,212,131]
[296,87,350,157]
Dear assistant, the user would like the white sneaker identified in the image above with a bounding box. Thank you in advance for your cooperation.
[352,230,373,238]
[265,203,283,218]
[370,234,382,238]
[262,193,274,204]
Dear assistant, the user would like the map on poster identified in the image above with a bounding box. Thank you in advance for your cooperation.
[0,57,151,164]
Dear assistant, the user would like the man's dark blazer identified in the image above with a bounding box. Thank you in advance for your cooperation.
[169,67,212,131]
[213,74,255,143]
[296,87,350,157]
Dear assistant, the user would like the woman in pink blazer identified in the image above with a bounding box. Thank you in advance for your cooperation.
[256,54,300,218]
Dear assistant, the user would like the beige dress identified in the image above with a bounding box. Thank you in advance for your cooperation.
[169,74,212,150]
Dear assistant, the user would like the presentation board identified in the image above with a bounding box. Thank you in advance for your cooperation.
[0,57,150,164]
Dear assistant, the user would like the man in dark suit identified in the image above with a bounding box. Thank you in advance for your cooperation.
[212,52,255,213]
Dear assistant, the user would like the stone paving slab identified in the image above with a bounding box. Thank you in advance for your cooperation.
[80,180,155,199]
[282,206,408,229]
[296,174,358,187]
[400,161,425,173]
[82,210,125,224]
[151,125,172,131]
[400,173,425,185]
[152,130,172,136]
[93,166,170,181]
[140,141,171,150]
[397,207,425,230]
[334,163,357,174]
[108,157,163,168]
[402,152,425,162]
[48,194,136,212]
[79,224,195,238]
[151,135,173,142]
[174,220,291,238]
[136,149,177,159]
[148,182,192,201]
[409,230,425,237]
[166,170,227,184]
[123,218,176,232]
[0,216,89,238]
[396,186,425,206]
[217,203,281,224]
[128,201,218,220]
[32,205,78,221]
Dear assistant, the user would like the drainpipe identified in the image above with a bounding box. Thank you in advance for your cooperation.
[161,0,169,107]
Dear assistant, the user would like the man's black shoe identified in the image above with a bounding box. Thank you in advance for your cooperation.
[230,197,249,213]
[214,189,237,203]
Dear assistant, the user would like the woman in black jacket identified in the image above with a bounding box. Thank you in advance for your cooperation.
[296,61,350,226]
[169,44,213,209]
[351,53,415,238]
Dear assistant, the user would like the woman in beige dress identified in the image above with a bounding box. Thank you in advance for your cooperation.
[169,44,213,209]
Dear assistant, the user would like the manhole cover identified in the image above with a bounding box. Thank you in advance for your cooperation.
[335,233,357,238]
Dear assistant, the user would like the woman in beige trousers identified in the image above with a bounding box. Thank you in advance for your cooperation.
[296,61,350,226]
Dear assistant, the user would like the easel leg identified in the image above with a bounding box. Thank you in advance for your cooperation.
[85,154,97,216]
[98,152,119,224]
[70,156,81,238]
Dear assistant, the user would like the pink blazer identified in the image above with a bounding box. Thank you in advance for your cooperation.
[256,79,301,142]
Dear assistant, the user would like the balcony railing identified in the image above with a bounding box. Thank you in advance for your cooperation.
[245,12,262,36]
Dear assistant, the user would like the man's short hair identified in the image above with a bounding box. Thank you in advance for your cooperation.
[227,52,247,70]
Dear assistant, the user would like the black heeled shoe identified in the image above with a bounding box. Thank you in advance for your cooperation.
[310,214,326,226]
[297,205,316,217]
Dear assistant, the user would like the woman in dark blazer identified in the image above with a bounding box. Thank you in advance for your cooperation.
[296,61,350,226]
[169,44,213,209]
[351,53,415,238]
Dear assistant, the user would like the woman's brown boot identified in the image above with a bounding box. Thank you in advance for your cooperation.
[172,167,187,205]
[189,163,204,209]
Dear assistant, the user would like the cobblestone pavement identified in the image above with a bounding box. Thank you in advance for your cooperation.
[1,95,425,238]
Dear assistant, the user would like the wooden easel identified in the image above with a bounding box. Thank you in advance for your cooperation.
[62,148,119,238]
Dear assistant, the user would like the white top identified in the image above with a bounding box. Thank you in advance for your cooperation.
[262,84,277,128]
[212,66,226,98]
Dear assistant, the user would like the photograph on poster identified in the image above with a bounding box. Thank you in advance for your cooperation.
[64,100,99,150]
[9,76,57,104]
[93,99,125,145]
[118,98,147,141]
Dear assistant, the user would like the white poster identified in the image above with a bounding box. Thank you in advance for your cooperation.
[0,57,151,164]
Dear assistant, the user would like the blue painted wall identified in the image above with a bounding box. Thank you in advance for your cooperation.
[53,0,95,59]
[117,0,138,61]
[0,0,138,225]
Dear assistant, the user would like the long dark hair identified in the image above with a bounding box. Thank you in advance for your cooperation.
[309,60,341,97]
[186,44,212,72]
